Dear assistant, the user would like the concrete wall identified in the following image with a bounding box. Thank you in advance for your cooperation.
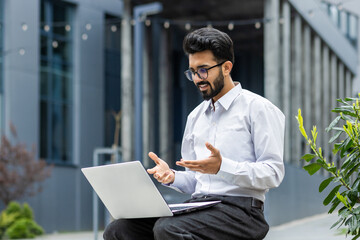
[266,164,331,226]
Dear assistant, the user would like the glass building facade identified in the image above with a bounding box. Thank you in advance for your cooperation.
[40,0,74,163]
[104,15,121,150]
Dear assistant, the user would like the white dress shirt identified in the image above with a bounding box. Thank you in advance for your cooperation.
[170,83,285,202]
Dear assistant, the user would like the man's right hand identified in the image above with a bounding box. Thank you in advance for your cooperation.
[147,152,175,184]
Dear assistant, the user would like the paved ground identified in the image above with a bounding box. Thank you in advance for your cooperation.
[30,212,349,240]
[264,212,348,240]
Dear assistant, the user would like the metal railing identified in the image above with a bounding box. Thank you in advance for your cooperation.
[92,147,122,240]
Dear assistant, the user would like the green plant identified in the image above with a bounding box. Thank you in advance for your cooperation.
[0,211,19,239]
[296,97,360,240]
[6,218,44,239]
[0,201,44,239]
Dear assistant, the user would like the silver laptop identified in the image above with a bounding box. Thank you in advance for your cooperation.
[81,161,221,219]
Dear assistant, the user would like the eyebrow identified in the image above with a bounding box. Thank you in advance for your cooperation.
[189,64,210,71]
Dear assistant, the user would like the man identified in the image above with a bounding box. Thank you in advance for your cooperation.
[103,27,285,240]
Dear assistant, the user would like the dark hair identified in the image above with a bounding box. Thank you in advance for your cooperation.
[183,27,234,64]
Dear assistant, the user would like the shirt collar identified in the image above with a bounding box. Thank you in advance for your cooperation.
[203,81,242,112]
[218,82,242,110]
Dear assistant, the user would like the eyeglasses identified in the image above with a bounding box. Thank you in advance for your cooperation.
[184,61,226,81]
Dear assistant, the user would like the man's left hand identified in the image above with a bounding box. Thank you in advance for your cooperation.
[176,142,222,174]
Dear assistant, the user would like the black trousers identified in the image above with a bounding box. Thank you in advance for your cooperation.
[103,195,269,240]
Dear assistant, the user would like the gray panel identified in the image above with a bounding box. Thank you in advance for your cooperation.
[266,164,331,226]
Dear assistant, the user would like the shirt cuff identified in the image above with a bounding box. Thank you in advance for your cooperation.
[161,170,184,193]
[217,157,238,177]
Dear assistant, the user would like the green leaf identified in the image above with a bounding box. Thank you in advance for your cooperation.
[341,152,359,170]
[345,162,360,179]
[326,116,341,132]
[329,131,342,143]
[301,154,316,162]
[319,177,335,192]
[336,98,351,105]
[351,234,360,240]
[323,185,341,206]
[336,192,348,207]
[303,163,322,175]
[348,190,358,203]
[330,217,344,229]
[340,138,353,158]
[329,198,341,213]
[333,143,342,155]
[344,97,357,102]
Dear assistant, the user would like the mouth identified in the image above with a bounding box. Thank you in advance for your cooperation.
[196,82,210,91]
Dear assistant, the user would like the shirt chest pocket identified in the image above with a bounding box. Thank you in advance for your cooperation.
[192,126,211,159]
[216,123,253,156]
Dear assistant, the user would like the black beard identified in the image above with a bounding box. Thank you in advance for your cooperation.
[197,71,225,101]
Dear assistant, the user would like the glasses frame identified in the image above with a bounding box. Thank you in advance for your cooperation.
[184,61,226,81]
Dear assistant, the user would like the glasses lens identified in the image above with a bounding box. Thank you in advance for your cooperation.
[198,68,208,79]
[184,70,193,81]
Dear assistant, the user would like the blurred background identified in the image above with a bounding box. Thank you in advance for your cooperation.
[0,0,359,234]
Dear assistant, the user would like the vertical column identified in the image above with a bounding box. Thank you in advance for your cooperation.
[264,0,281,108]
[303,25,311,142]
[345,70,352,98]
[121,0,133,162]
[281,0,291,163]
[330,54,337,163]
[159,29,173,165]
[337,62,345,168]
[143,29,150,167]
[290,13,302,164]
[330,55,338,114]
[322,45,331,163]
[313,36,322,152]
[338,63,345,100]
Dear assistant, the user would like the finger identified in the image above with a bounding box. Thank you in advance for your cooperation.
[148,152,161,165]
[159,171,169,180]
[184,166,204,173]
[179,159,201,166]
[205,142,218,155]
[164,173,174,184]
[147,167,156,174]
[176,161,200,168]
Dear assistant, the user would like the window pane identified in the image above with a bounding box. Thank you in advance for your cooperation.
[40,101,48,158]
[329,5,338,26]
[51,103,71,162]
[339,11,347,35]
[51,103,62,161]
[41,35,48,57]
[40,69,49,96]
[53,39,72,64]
[104,15,121,148]
[349,15,357,39]
[40,0,45,23]
[40,0,73,163]
[52,3,73,38]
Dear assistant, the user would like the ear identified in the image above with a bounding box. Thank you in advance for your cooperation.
[222,61,233,76]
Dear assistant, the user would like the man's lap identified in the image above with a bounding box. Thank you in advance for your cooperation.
[104,196,268,240]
